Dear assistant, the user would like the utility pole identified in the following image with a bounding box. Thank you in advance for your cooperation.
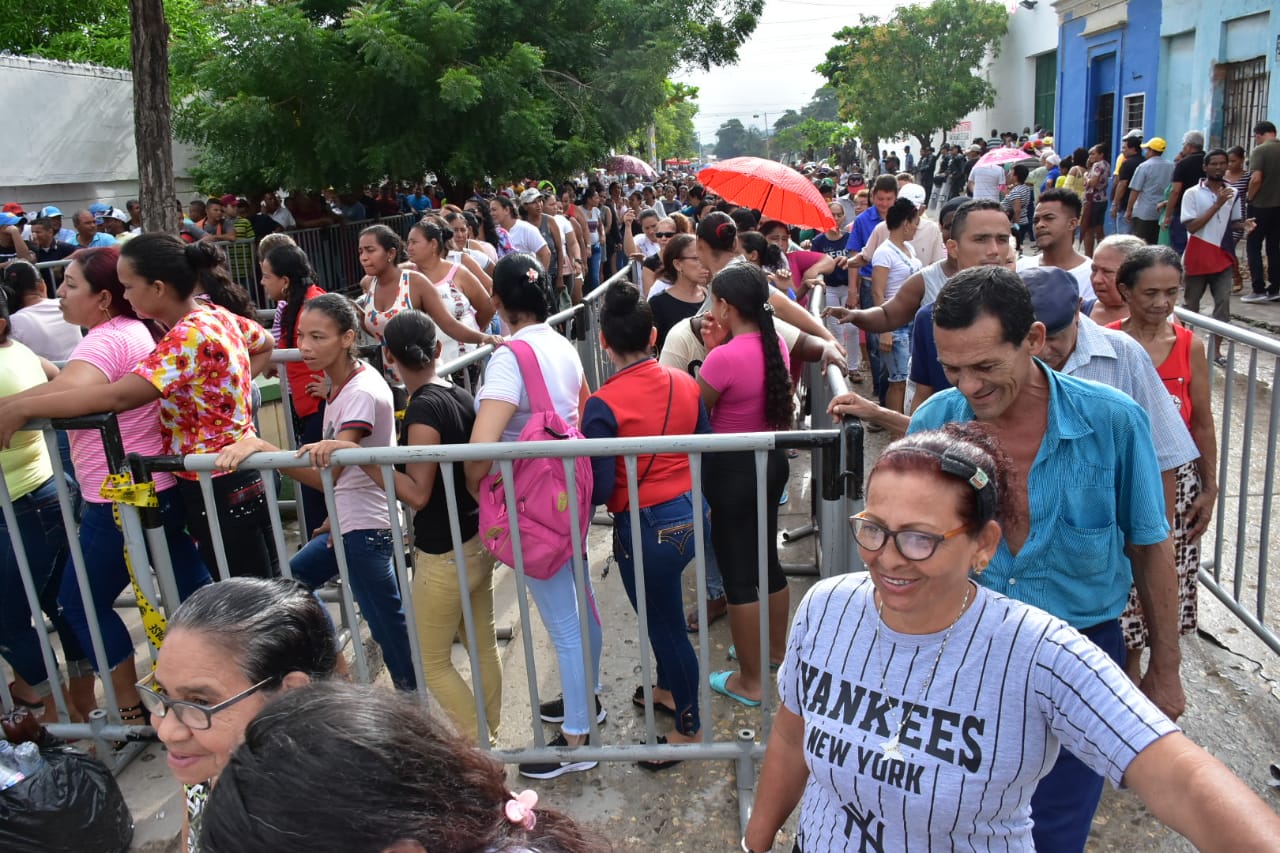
[753,112,771,160]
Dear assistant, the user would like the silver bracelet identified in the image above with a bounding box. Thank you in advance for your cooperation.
[741,837,770,853]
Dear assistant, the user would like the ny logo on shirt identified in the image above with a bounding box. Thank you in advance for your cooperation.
[841,801,885,853]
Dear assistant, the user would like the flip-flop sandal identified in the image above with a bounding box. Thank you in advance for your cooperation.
[686,596,728,633]
[709,670,761,707]
[632,685,677,716]
[726,646,782,670]
[637,735,683,772]
[7,683,43,710]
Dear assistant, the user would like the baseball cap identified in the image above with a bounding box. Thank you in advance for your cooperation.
[38,205,63,218]
[220,193,238,207]
[0,212,19,227]
[1045,154,1061,166]
[1143,137,1167,153]
[900,183,927,207]
[518,188,542,205]
[2,202,25,215]
[1021,267,1080,335]
[106,207,131,224]
[819,178,835,190]
[1124,128,1144,140]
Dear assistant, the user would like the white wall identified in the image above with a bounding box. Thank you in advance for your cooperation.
[0,55,196,214]
[951,2,1060,145]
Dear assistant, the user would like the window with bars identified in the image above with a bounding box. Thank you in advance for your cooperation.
[1221,56,1270,150]
[1122,94,1145,137]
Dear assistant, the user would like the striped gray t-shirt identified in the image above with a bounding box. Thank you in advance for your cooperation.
[777,573,1178,852]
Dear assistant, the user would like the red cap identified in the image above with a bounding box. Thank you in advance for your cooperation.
[2,202,24,215]
[220,193,237,207]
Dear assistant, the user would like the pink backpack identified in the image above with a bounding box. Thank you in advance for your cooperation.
[478,340,593,579]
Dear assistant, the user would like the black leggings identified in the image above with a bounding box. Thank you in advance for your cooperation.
[178,469,280,579]
[702,449,788,606]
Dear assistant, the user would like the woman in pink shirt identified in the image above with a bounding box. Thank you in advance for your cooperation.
[2,246,211,725]
[698,262,793,707]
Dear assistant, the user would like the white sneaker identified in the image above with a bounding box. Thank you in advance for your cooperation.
[1241,293,1268,303]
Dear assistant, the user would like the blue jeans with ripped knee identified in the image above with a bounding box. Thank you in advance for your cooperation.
[613,492,709,735]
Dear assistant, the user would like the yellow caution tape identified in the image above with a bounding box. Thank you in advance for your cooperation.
[101,474,167,652]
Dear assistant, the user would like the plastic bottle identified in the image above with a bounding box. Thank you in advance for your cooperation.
[13,742,44,776]
[0,743,24,790]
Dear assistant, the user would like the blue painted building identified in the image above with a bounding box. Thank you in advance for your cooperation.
[1051,0,1164,160]
[1158,0,1277,150]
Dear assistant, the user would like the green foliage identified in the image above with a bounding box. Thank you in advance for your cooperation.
[818,0,1007,150]
[171,0,761,191]
[713,118,766,159]
[0,0,211,77]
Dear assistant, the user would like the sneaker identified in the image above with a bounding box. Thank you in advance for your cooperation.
[1241,293,1269,303]
[538,694,606,725]
[518,732,597,779]
[1268,294,1280,302]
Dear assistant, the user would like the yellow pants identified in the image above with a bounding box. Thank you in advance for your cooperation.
[413,535,502,745]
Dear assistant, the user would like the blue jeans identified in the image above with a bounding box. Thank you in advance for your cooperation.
[1030,619,1125,853]
[859,276,886,404]
[587,243,603,293]
[613,493,708,735]
[0,477,84,688]
[525,558,603,736]
[59,491,211,673]
[290,529,417,691]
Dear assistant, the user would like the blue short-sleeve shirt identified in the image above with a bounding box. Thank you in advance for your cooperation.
[908,363,1170,628]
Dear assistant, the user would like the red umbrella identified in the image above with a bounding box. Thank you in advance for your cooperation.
[975,147,1038,169]
[604,154,657,179]
[698,157,836,231]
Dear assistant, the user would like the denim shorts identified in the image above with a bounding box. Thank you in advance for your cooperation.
[886,325,912,382]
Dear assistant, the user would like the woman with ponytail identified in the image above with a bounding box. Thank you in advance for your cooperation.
[200,682,604,853]
[0,234,280,580]
[697,262,793,707]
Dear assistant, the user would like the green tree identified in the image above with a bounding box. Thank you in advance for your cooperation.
[713,118,765,159]
[170,0,761,192]
[799,86,840,123]
[818,0,1007,152]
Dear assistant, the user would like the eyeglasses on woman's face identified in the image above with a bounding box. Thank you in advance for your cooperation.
[849,514,968,561]
[136,671,275,731]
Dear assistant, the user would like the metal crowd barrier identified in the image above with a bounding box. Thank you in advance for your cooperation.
[1174,307,1280,655]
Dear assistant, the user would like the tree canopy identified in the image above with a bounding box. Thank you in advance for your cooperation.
[818,0,1007,151]
[713,119,766,160]
[167,0,760,192]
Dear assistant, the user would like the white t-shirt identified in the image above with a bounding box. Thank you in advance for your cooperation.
[1180,181,1241,246]
[871,240,921,303]
[323,364,396,530]
[635,233,661,258]
[9,299,84,361]
[1016,253,1097,302]
[969,163,1004,200]
[658,316,802,379]
[647,279,674,300]
[779,574,1178,853]
[476,323,584,443]
[505,219,547,256]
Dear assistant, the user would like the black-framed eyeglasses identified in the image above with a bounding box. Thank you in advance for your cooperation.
[849,514,969,561]
[656,231,677,239]
[136,672,275,731]
[678,254,702,262]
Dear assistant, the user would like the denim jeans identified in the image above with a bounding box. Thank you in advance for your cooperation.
[59,490,211,673]
[613,493,708,734]
[1030,619,1125,853]
[0,476,84,688]
[290,529,417,691]
[859,276,886,403]
[587,243,603,294]
[525,558,603,736]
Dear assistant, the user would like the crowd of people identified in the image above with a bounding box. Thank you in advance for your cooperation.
[0,128,1278,851]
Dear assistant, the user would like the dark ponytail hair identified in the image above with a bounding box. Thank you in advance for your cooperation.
[737,231,784,272]
[1,259,40,305]
[492,253,555,323]
[599,281,652,354]
[360,224,407,265]
[265,244,317,347]
[382,310,437,371]
[711,263,793,429]
[695,210,737,253]
[466,198,503,251]
[199,682,604,853]
[410,215,451,258]
[73,245,162,338]
[885,197,919,231]
[120,234,253,317]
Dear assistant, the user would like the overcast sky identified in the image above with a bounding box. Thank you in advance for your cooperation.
[675,0,910,145]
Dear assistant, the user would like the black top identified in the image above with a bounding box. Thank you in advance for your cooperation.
[400,381,479,554]
[1172,151,1206,189]
[1117,155,1142,208]
[650,290,704,352]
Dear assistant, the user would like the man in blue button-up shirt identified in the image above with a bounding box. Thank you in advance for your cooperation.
[844,175,898,404]
[907,265,1183,853]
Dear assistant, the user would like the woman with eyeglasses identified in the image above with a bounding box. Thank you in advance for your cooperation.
[137,577,338,853]
[648,234,707,352]
[743,425,1280,853]
[639,216,681,296]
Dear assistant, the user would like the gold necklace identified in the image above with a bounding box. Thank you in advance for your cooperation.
[874,583,972,761]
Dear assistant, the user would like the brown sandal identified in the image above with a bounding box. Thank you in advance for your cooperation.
[685,595,727,633]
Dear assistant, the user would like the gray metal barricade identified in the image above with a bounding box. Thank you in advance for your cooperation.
[1173,307,1280,655]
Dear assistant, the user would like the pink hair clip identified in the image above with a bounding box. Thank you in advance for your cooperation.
[526,267,539,282]
[504,789,538,831]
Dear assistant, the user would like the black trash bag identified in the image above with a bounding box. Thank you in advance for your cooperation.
[0,745,133,853]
